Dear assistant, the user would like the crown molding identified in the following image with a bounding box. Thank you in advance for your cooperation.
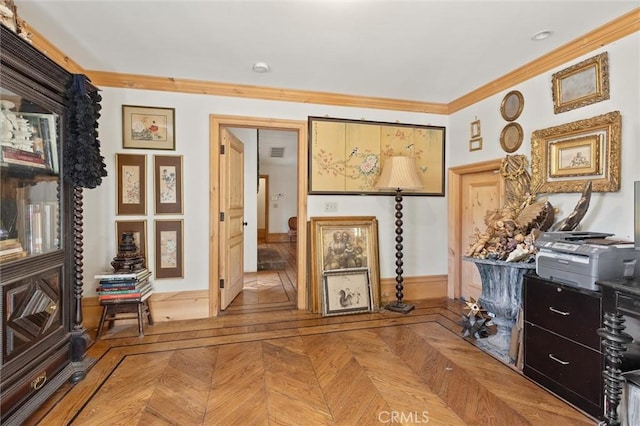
[447,7,640,114]
[24,8,639,115]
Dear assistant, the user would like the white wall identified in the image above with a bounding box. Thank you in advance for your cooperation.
[83,93,448,296]
[449,33,640,241]
[259,162,297,233]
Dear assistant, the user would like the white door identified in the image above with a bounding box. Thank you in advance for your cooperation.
[220,128,245,309]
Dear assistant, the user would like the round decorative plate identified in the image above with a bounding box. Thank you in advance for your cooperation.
[500,122,524,153]
[500,90,524,121]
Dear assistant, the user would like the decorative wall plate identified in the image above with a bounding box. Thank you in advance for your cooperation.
[500,90,524,121]
[500,122,524,153]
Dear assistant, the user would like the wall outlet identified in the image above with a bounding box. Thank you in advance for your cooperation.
[324,202,338,212]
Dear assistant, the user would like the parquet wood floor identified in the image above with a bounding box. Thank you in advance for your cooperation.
[26,299,597,425]
[25,243,597,425]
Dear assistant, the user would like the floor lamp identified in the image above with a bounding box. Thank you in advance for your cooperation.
[375,156,423,313]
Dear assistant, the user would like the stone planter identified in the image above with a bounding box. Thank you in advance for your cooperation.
[463,257,535,364]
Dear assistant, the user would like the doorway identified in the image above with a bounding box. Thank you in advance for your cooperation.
[447,159,503,300]
[209,115,308,317]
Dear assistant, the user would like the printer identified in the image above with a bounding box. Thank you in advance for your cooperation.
[535,231,640,291]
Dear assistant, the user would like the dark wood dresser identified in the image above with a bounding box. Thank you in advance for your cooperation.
[523,272,604,419]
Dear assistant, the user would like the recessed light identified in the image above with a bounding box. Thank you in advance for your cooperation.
[531,30,553,41]
[252,62,270,73]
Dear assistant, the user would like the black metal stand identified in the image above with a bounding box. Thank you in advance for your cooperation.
[386,188,414,314]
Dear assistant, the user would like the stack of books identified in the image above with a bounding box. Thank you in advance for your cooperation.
[94,268,153,304]
[0,238,27,262]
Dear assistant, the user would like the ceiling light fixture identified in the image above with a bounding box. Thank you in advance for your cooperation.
[531,30,553,41]
[252,62,270,73]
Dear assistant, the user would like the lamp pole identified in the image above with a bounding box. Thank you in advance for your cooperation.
[387,187,414,313]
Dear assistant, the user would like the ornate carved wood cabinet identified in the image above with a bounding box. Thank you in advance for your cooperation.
[0,24,90,424]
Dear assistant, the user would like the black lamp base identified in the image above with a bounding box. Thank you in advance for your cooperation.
[386,301,415,313]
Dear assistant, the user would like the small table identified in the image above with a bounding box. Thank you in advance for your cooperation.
[97,294,153,338]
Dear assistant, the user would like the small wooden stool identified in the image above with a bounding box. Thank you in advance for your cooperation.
[97,297,153,338]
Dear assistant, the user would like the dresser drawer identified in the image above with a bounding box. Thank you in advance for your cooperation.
[0,347,68,421]
[524,275,602,349]
[524,323,603,405]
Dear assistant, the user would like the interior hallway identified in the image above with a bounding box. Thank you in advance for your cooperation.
[225,241,298,315]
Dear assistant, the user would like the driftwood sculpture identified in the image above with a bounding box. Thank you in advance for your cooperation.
[465,155,593,262]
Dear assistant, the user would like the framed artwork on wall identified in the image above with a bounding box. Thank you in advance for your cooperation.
[116,153,146,215]
[122,105,175,150]
[308,116,446,196]
[551,52,609,114]
[531,110,620,193]
[154,155,183,214]
[154,219,184,279]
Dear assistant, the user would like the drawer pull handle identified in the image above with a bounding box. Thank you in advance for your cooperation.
[548,307,570,316]
[31,373,47,390]
[548,354,570,365]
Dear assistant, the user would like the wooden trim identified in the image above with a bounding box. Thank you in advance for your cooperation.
[380,275,448,303]
[85,70,447,114]
[210,115,308,316]
[447,159,502,300]
[26,9,638,114]
[448,8,640,113]
[83,291,209,329]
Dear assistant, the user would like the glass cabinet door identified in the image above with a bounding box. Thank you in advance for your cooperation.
[0,87,61,262]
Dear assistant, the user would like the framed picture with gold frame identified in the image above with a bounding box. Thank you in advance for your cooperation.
[549,135,601,178]
[500,90,524,121]
[552,52,609,114]
[500,123,524,153]
[469,137,483,152]
[310,216,380,314]
[531,111,620,193]
[115,220,147,266]
[116,153,146,215]
[470,120,481,138]
[122,105,175,150]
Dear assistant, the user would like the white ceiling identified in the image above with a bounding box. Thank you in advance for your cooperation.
[16,0,638,104]
[14,1,639,166]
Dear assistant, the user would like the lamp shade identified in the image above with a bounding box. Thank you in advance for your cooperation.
[375,156,423,190]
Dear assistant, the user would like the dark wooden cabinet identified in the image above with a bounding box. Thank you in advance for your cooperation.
[0,24,90,425]
[597,277,640,425]
[523,273,604,419]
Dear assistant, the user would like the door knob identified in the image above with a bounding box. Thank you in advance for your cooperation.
[243,221,248,226]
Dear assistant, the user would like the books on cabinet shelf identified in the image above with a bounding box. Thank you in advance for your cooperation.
[95,268,153,304]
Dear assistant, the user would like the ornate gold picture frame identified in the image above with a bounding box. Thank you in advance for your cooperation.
[309,216,380,313]
[531,111,621,193]
[500,90,524,121]
[552,52,609,114]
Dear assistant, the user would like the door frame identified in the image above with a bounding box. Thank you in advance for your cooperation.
[209,114,308,316]
[447,158,502,300]
[258,174,269,241]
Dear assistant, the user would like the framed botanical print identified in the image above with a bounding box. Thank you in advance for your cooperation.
[116,153,146,215]
[154,219,183,279]
[154,155,183,214]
